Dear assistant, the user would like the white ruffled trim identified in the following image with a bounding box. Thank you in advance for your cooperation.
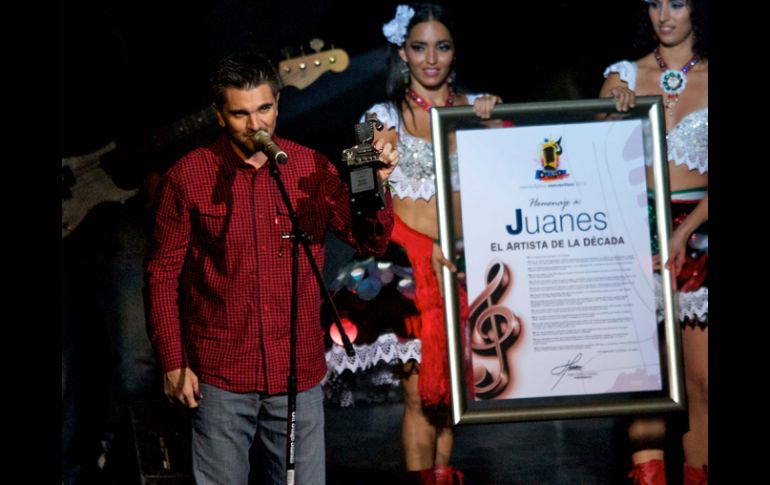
[388,165,434,201]
[678,287,708,321]
[387,140,462,201]
[603,60,637,91]
[653,275,708,323]
[666,108,708,174]
[669,151,708,175]
[325,332,421,375]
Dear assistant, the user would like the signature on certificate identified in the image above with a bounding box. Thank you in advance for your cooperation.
[550,353,583,391]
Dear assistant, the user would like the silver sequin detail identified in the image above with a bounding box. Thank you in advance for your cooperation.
[603,62,708,175]
[666,108,708,174]
[389,132,460,201]
[364,99,482,201]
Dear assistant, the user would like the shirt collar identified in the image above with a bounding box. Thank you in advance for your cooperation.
[213,133,251,175]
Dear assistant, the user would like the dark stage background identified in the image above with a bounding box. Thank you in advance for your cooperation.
[60,2,734,484]
[61,0,643,174]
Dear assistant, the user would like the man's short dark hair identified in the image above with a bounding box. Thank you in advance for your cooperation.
[210,50,283,107]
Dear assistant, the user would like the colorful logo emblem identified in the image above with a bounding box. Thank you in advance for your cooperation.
[535,137,569,181]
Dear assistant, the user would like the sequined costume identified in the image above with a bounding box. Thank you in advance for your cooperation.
[605,62,708,327]
[324,96,479,407]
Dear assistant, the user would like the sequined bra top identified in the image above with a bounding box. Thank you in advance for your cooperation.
[362,96,479,201]
[604,60,708,174]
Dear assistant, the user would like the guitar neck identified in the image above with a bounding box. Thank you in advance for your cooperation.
[151,107,218,149]
[279,48,349,90]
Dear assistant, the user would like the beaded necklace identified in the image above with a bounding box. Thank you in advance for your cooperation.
[654,47,700,116]
[405,86,455,112]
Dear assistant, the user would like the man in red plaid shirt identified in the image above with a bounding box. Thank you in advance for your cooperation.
[145,50,399,485]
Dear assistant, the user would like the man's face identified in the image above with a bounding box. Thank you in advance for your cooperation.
[214,84,279,157]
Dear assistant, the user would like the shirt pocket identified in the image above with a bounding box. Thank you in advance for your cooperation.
[194,203,230,243]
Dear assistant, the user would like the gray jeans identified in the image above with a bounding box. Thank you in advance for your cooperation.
[192,382,326,485]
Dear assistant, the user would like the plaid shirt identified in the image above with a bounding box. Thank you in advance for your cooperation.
[146,134,392,393]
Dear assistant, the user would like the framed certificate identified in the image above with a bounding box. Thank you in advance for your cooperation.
[430,97,685,424]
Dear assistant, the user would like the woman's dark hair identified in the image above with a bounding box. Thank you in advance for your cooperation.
[384,3,457,125]
[210,50,283,108]
[634,0,708,58]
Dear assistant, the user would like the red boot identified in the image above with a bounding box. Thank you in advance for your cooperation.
[406,469,436,485]
[683,463,708,485]
[628,459,666,485]
[434,465,464,485]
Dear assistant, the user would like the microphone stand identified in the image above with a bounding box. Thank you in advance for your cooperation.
[266,156,355,485]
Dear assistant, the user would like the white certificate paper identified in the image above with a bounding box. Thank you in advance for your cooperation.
[457,120,661,400]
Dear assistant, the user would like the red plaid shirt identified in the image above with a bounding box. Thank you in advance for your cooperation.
[146,134,392,393]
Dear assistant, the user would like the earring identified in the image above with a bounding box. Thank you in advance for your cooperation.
[448,68,456,85]
[401,61,410,85]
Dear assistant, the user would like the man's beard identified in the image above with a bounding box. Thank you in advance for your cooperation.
[228,130,258,157]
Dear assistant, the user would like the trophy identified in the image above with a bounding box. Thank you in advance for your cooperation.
[341,113,386,215]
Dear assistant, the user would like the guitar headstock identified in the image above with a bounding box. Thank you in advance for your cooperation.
[279,39,349,90]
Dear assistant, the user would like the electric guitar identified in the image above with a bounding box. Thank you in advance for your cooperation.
[61,43,349,239]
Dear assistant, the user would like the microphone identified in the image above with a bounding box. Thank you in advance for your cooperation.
[252,130,288,164]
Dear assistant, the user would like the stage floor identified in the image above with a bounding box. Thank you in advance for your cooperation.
[72,398,691,484]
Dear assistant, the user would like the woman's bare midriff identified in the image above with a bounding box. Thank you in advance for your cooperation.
[393,192,464,239]
[646,163,707,192]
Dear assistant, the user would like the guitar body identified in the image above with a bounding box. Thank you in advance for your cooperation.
[62,141,138,239]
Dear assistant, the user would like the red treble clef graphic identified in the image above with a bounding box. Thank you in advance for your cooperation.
[469,259,522,399]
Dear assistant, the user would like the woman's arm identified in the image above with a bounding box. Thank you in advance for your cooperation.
[666,191,708,278]
[600,73,636,113]
[472,94,502,119]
